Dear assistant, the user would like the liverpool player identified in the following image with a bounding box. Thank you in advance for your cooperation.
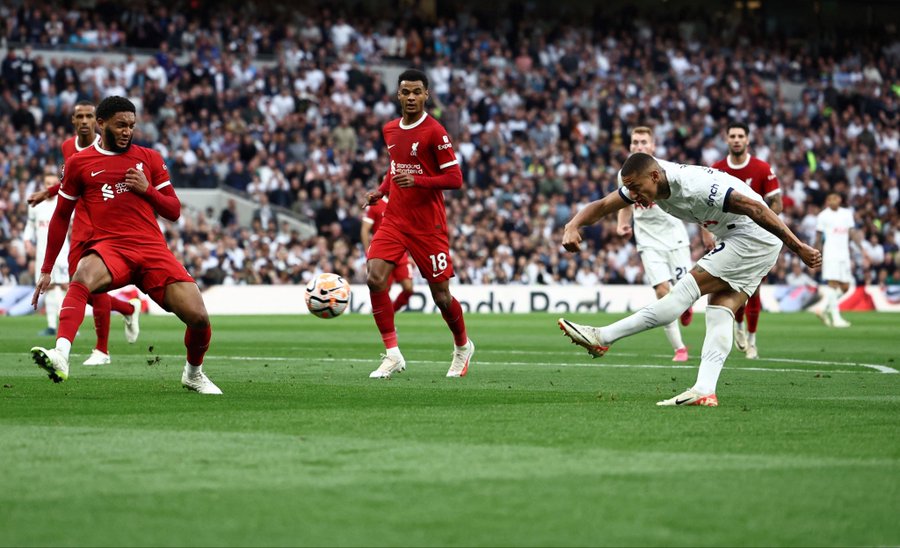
[28,100,141,366]
[712,121,782,359]
[361,196,414,312]
[558,154,820,407]
[30,96,221,394]
[616,126,692,362]
[363,69,474,378]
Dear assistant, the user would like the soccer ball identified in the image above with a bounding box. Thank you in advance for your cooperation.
[305,273,351,319]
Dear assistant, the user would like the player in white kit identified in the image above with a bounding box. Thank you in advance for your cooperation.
[24,170,71,336]
[616,127,692,362]
[558,153,821,407]
[814,192,863,328]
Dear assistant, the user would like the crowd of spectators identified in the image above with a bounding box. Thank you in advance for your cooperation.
[1,3,899,297]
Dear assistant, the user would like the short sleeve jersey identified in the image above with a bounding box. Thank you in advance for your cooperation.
[381,113,460,234]
[617,169,690,251]
[61,135,100,245]
[59,143,172,246]
[364,197,387,234]
[619,158,780,245]
[711,155,780,201]
[816,207,855,263]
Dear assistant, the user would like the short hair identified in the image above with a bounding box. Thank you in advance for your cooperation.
[631,126,653,137]
[397,69,429,89]
[620,152,658,180]
[74,100,95,109]
[726,121,749,135]
[96,96,135,121]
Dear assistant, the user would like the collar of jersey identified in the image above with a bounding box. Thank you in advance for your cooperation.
[399,112,428,130]
[726,153,752,170]
[94,142,123,156]
[75,135,100,152]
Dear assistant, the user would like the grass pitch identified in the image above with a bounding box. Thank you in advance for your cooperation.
[1,311,898,547]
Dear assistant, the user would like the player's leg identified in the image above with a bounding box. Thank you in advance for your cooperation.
[161,281,221,395]
[41,284,63,336]
[654,281,689,362]
[31,253,113,383]
[366,227,408,378]
[428,280,474,377]
[392,255,414,312]
[643,249,688,361]
[829,280,852,327]
[744,289,762,359]
[111,294,141,343]
[83,292,112,366]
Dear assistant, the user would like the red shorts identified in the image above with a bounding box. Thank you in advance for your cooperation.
[86,239,195,308]
[368,223,454,283]
[68,240,87,277]
[391,253,412,283]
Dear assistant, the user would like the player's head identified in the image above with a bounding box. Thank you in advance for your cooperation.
[620,152,663,206]
[43,170,58,190]
[629,126,656,155]
[396,68,429,118]
[726,121,750,157]
[825,192,843,210]
[96,96,136,153]
[71,100,96,139]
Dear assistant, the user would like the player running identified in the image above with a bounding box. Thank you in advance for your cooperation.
[711,122,782,359]
[361,196,414,312]
[28,100,140,366]
[558,153,820,407]
[814,192,864,328]
[616,126,692,362]
[30,96,221,394]
[363,68,474,379]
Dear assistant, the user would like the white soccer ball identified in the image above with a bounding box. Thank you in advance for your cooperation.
[305,273,351,319]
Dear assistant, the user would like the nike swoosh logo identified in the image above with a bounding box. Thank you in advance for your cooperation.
[432,270,446,278]
[675,398,692,405]
[91,170,106,176]
[387,144,396,149]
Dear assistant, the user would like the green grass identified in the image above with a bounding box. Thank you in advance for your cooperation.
[1,311,898,547]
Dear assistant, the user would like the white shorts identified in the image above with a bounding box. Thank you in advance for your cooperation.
[49,262,70,285]
[821,258,851,284]
[639,246,692,287]
[696,234,781,296]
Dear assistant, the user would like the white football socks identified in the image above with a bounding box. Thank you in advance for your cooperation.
[663,321,685,351]
[600,274,701,345]
[692,305,735,395]
[386,346,403,360]
[55,337,72,360]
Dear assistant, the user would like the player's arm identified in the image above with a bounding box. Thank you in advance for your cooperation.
[123,167,181,221]
[765,192,783,215]
[361,218,373,250]
[562,190,629,252]
[395,165,462,190]
[616,206,634,238]
[725,190,821,269]
[32,196,76,308]
[27,182,60,207]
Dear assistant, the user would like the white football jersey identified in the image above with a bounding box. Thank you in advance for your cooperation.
[619,158,780,245]
[618,170,690,251]
[24,196,70,274]
[816,207,854,262]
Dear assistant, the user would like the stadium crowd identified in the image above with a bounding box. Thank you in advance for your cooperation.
[1,3,898,300]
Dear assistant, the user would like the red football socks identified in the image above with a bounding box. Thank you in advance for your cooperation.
[110,296,135,316]
[746,292,761,333]
[371,289,398,348]
[58,281,90,344]
[392,290,413,312]
[185,325,211,366]
[90,293,111,354]
[441,297,468,346]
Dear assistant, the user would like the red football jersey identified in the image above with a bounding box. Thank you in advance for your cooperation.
[712,155,781,200]
[381,113,460,233]
[61,135,100,244]
[59,143,171,246]
[365,196,388,234]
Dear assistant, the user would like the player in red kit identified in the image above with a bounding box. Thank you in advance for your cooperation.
[712,121,782,359]
[28,100,141,366]
[363,69,474,379]
[361,196,414,312]
[30,96,221,394]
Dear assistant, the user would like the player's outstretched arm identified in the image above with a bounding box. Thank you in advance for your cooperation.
[726,190,822,269]
[562,192,629,252]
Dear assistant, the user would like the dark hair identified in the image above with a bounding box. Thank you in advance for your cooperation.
[74,100,95,109]
[397,69,428,89]
[96,96,135,121]
[726,121,749,135]
[620,152,658,179]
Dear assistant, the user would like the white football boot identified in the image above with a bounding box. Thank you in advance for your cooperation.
[369,354,406,379]
[181,365,223,394]
[31,346,70,383]
[446,339,474,378]
[83,349,111,366]
[123,298,141,344]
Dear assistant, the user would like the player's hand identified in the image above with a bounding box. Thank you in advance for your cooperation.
[798,243,822,270]
[393,173,416,188]
[616,224,632,238]
[701,229,717,252]
[27,189,49,207]
[123,167,150,193]
[562,224,583,252]
[361,190,384,208]
[32,273,51,310]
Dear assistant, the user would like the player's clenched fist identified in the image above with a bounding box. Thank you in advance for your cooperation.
[363,190,384,208]
[562,224,583,252]
[123,167,149,193]
[798,244,822,270]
